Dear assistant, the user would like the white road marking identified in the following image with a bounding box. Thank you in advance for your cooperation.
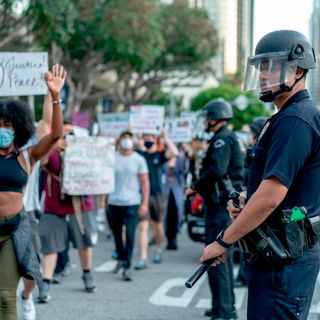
[149,276,206,308]
[196,287,247,310]
[94,260,117,272]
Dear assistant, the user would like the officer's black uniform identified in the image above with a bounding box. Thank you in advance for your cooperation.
[195,124,244,319]
[245,89,320,319]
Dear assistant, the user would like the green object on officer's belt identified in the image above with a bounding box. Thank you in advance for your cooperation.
[290,207,305,222]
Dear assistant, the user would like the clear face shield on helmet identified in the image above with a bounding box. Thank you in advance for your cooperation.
[243,51,298,94]
[193,111,214,140]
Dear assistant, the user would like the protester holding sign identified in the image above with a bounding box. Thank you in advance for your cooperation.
[38,121,97,303]
[135,129,178,269]
[0,64,65,320]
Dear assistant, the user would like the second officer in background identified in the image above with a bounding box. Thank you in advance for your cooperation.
[185,99,244,320]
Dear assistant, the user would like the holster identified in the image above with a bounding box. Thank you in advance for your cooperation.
[238,223,291,267]
[283,214,320,258]
[284,220,305,258]
[304,215,320,248]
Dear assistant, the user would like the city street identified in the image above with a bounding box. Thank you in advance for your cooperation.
[33,228,320,320]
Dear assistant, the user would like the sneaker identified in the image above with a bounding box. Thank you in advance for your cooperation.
[113,261,124,274]
[166,239,178,250]
[134,259,148,270]
[60,262,71,277]
[152,251,162,264]
[52,272,62,284]
[36,282,52,304]
[17,292,36,320]
[122,269,132,281]
[82,272,97,293]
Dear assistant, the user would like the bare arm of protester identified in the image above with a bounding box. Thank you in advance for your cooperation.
[135,133,146,151]
[100,194,107,209]
[29,64,66,163]
[162,128,179,159]
[36,92,53,140]
[138,173,150,217]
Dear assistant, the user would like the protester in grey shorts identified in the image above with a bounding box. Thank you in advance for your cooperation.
[108,131,149,281]
[135,129,178,269]
[38,122,97,303]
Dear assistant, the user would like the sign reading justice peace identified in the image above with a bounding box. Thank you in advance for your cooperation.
[0,52,48,96]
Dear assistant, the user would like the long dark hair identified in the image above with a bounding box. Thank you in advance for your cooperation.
[0,100,36,147]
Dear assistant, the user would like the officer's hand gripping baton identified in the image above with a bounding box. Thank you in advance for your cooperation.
[229,191,240,208]
[185,257,218,288]
[185,191,241,289]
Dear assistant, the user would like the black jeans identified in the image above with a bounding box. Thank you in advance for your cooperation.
[205,205,235,319]
[108,205,139,269]
[246,243,320,319]
[165,191,179,243]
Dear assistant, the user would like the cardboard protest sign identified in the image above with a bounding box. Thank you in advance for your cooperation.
[0,52,48,96]
[98,113,129,138]
[129,105,164,135]
[166,117,193,143]
[63,136,115,195]
[71,111,91,129]
[73,126,89,137]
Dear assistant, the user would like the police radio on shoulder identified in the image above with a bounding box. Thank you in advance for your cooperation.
[215,230,233,248]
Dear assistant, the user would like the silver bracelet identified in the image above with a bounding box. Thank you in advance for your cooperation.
[51,99,63,105]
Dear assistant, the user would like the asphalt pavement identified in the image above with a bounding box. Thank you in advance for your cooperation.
[32,227,320,320]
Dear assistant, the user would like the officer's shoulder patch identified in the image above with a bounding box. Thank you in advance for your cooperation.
[213,139,225,148]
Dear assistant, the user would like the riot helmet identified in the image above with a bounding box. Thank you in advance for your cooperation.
[243,30,316,102]
[203,98,233,121]
[202,98,233,133]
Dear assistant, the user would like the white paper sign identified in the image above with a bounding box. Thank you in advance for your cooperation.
[73,125,89,137]
[98,113,129,138]
[0,52,48,96]
[129,105,165,135]
[63,136,115,195]
[166,117,193,143]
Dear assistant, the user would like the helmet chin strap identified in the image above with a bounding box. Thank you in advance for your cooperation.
[259,72,305,103]
[205,120,221,133]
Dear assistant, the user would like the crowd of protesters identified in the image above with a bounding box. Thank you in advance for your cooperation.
[0,64,267,320]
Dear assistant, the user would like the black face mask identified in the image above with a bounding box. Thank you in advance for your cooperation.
[144,141,154,149]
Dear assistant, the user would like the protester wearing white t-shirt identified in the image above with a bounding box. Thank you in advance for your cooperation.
[108,131,149,281]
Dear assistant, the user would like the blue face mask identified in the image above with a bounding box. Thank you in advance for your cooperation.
[0,128,14,149]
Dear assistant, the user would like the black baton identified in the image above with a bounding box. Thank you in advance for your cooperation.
[229,190,240,208]
[185,257,217,288]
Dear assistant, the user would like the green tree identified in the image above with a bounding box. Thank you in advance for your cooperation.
[9,0,217,114]
[27,0,111,115]
[0,0,31,50]
[107,0,218,109]
[191,84,270,130]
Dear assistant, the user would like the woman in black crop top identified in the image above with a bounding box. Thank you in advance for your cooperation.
[0,64,66,320]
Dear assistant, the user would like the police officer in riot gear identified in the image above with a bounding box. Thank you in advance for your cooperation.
[200,30,320,319]
[186,98,244,320]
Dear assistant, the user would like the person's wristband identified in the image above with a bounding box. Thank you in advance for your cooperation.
[215,230,233,248]
[51,98,63,105]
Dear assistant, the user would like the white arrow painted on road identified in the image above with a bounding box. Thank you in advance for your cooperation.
[94,260,117,272]
[149,276,205,308]
[196,287,247,310]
